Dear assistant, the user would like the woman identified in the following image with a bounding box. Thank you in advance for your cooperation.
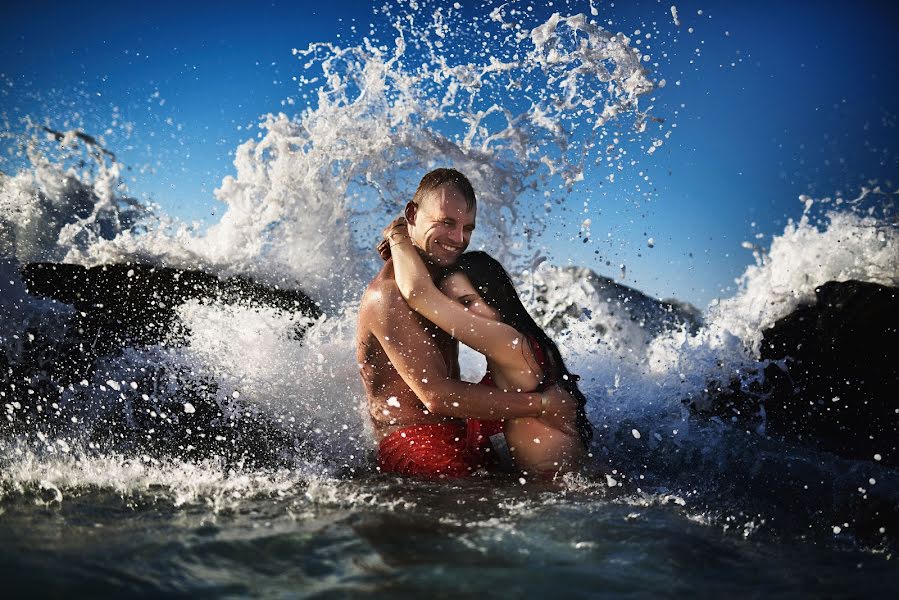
[386,221,593,475]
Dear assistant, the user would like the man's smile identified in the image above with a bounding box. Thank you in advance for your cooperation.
[436,241,462,254]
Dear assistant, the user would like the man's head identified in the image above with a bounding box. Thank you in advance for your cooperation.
[404,168,477,268]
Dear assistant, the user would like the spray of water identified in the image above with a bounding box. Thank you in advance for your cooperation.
[1,3,897,534]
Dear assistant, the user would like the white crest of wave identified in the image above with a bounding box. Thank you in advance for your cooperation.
[527,197,897,438]
[527,12,654,128]
[0,137,146,264]
[636,203,899,440]
[2,9,655,305]
[0,448,298,510]
[0,445,413,511]
[709,205,899,353]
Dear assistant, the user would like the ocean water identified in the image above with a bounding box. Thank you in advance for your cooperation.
[1,472,896,598]
[2,0,897,596]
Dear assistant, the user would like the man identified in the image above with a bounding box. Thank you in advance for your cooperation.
[356,168,574,478]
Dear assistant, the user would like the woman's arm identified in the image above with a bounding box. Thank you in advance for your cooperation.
[369,281,547,420]
[387,226,530,373]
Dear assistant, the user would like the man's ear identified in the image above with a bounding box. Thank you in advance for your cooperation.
[404,201,418,226]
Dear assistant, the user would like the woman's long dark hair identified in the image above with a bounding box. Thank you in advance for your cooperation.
[437,251,593,448]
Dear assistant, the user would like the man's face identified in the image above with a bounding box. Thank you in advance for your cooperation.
[407,186,476,267]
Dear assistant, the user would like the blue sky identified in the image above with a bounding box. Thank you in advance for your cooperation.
[2,0,897,307]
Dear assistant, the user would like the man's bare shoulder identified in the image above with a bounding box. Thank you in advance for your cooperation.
[360,262,405,314]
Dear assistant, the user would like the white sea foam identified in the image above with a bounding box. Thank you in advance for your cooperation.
[0,444,300,510]
[0,443,415,512]
[708,204,899,353]
[169,300,371,454]
[0,137,147,265]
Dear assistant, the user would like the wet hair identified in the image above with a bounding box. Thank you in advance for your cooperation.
[411,168,476,211]
[436,251,594,448]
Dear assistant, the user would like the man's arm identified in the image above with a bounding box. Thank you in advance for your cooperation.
[371,283,545,421]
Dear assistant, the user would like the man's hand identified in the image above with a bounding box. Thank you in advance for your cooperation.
[538,384,579,437]
[376,216,409,261]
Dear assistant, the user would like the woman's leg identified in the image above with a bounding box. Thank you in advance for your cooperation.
[504,417,584,476]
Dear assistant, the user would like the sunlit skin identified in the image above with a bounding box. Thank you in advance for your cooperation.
[437,272,586,474]
[356,182,575,447]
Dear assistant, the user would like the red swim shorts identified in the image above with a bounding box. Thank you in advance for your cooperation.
[378,420,504,479]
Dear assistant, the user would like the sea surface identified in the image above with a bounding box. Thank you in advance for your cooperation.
[2,0,897,597]
[2,469,896,598]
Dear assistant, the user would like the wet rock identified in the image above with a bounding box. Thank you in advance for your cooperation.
[760,280,898,465]
[2,262,323,467]
[21,262,321,347]
[699,280,898,466]
[530,265,703,347]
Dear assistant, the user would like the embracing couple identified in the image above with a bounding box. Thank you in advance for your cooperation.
[356,169,593,479]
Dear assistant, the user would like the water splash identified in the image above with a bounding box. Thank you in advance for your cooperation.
[0,3,897,545]
[2,4,658,304]
[709,198,899,353]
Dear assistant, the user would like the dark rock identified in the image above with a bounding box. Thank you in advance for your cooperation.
[696,280,898,466]
[21,262,322,348]
[531,266,703,344]
[760,280,898,465]
[2,262,324,467]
